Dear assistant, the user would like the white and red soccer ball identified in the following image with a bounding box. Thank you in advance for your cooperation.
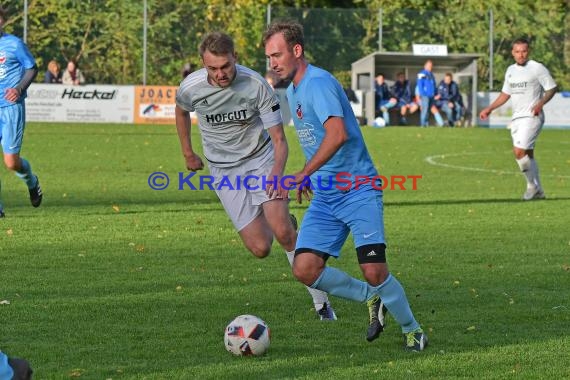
[224,314,270,356]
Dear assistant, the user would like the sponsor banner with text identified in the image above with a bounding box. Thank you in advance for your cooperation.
[25,84,134,123]
[134,85,177,124]
[477,92,570,128]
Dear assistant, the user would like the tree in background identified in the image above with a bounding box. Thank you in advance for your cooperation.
[2,0,568,89]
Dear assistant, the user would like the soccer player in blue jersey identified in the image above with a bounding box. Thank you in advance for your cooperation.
[263,19,427,351]
[0,8,42,217]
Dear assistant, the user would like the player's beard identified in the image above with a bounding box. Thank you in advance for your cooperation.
[281,67,297,83]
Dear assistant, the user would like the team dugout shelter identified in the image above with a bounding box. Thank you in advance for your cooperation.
[351,51,481,126]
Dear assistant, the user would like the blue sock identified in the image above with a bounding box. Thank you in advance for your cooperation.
[434,112,444,126]
[15,158,37,189]
[310,266,373,303]
[373,274,420,333]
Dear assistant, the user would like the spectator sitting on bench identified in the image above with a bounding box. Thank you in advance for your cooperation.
[435,72,463,127]
[391,72,419,125]
[374,73,397,125]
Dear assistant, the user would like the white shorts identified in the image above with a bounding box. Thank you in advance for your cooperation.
[510,115,543,150]
[209,148,282,231]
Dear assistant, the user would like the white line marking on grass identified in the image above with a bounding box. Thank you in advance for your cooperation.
[425,152,570,179]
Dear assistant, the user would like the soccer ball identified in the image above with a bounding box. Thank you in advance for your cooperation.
[372,117,386,128]
[224,314,270,356]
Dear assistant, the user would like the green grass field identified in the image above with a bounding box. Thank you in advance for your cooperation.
[1,123,569,379]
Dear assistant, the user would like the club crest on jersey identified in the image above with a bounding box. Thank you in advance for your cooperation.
[0,51,6,65]
[296,103,303,119]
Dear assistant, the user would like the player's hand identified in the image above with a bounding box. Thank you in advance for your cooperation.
[265,171,288,199]
[479,107,491,120]
[291,171,312,204]
[4,88,20,103]
[185,153,204,171]
[532,103,543,116]
[296,185,313,204]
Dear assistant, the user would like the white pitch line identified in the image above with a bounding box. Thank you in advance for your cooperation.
[425,152,570,179]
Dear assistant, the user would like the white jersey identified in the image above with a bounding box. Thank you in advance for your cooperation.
[501,60,557,120]
[176,65,283,168]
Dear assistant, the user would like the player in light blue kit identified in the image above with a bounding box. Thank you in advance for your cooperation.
[0,7,42,217]
[263,20,427,351]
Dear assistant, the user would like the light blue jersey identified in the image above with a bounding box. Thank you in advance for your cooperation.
[289,66,421,336]
[0,33,36,107]
[288,64,386,253]
[286,65,377,196]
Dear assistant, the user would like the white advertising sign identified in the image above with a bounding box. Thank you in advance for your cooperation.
[412,44,448,56]
[25,84,135,123]
[477,92,570,129]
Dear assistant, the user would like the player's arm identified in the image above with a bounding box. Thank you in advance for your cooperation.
[479,92,511,120]
[5,65,38,103]
[295,116,347,181]
[291,117,347,203]
[175,104,204,171]
[532,86,558,116]
[265,124,290,198]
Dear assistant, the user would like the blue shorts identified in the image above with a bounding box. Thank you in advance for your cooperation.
[296,186,385,257]
[0,103,26,154]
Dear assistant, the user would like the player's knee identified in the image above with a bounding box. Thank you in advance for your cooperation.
[357,244,388,285]
[361,265,389,286]
[291,260,317,286]
[515,153,531,171]
[4,157,20,171]
[272,226,296,250]
[247,242,271,258]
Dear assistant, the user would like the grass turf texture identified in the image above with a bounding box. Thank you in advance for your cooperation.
[1,123,569,379]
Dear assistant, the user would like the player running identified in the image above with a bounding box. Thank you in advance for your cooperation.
[480,37,557,200]
[175,32,336,320]
[0,7,43,217]
[263,19,427,351]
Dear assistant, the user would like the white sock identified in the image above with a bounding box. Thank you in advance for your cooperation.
[529,158,542,189]
[286,250,330,311]
[516,155,535,188]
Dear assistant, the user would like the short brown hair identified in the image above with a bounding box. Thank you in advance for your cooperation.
[199,32,235,57]
[512,37,530,48]
[262,19,304,52]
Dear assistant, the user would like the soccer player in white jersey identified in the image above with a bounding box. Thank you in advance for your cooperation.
[175,32,336,320]
[480,37,557,200]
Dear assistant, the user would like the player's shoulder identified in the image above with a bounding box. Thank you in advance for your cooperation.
[0,33,23,47]
[526,59,550,72]
[305,65,337,87]
[178,68,208,94]
[1,33,21,41]
[236,65,266,84]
